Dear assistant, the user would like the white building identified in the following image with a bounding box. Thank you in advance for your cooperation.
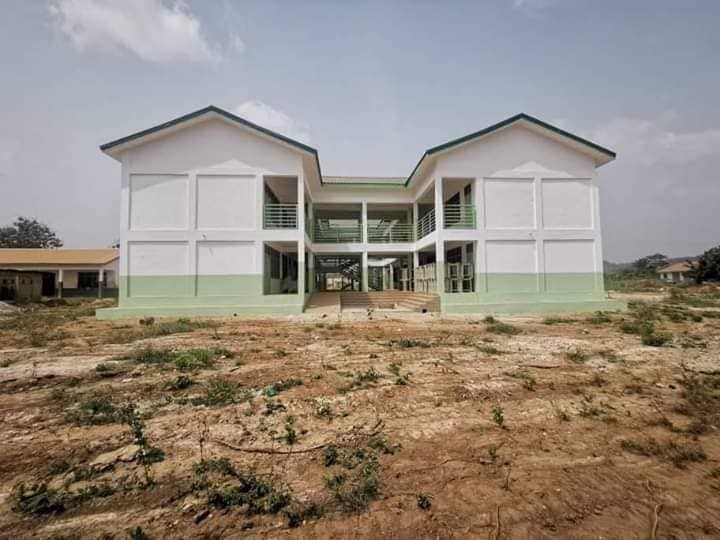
[96,106,622,318]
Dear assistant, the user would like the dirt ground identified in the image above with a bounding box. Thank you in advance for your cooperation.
[1,288,720,539]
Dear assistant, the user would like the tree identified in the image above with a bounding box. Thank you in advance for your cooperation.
[694,245,720,283]
[0,217,63,248]
[632,253,668,274]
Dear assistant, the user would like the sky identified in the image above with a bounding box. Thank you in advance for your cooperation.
[0,0,718,262]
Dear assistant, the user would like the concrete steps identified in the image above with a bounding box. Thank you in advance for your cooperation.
[339,291,440,312]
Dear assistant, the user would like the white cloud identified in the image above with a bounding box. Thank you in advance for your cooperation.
[49,0,224,63]
[511,0,559,12]
[234,100,311,144]
[585,113,720,166]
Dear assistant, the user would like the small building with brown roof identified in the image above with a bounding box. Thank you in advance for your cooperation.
[657,260,695,284]
[0,249,119,299]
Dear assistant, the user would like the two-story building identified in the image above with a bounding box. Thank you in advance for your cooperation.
[96,106,622,318]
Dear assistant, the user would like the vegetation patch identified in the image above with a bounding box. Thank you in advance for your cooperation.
[193,377,249,407]
[66,393,120,425]
[262,378,303,397]
[340,368,381,393]
[620,438,706,468]
[483,316,521,335]
[387,338,430,349]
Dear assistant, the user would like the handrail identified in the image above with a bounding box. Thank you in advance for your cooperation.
[443,204,476,229]
[264,203,298,229]
[312,221,362,243]
[416,209,436,239]
[367,222,414,243]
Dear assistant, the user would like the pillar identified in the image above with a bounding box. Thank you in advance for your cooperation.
[435,241,445,294]
[98,269,104,299]
[434,177,444,232]
[361,200,368,244]
[412,202,419,240]
[361,251,368,292]
[297,176,306,298]
[57,269,63,298]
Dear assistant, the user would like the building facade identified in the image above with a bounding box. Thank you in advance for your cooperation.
[96,106,622,319]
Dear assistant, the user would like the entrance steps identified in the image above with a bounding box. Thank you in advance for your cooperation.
[339,291,440,312]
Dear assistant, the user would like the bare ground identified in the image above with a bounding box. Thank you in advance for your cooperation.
[1,291,720,538]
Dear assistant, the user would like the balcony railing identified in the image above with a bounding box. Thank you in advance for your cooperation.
[367,222,414,243]
[264,203,298,229]
[312,221,362,243]
[416,209,436,240]
[443,204,476,229]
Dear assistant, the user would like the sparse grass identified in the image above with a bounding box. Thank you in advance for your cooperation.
[193,377,248,407]
[262,378,303,397]
[340,368,381,393]
[66,393,119,425]
[641,331,671,346]
[476,344,507,355]
[174,347,231,371]
[416,492,432,510]
[565,348,590,363]
[542,316,577,325]
[577,395,613,421]
[484,317,522,335]
[165,375,194,391]
[620,438,706,468]
[12,482,116,516]
[508,368,536,391]
[105,318,220,344]
[588,311,613,324]
[491,405,505,427]
[388,362,410,385]
[387,338,430,349]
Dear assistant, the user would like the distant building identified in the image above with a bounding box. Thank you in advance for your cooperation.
[657,260,695,284]
[0,249,119,298]
[0,270,43,302]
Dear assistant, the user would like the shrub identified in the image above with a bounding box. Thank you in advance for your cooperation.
[641,332,671,347]
[340,368,381,393]
[193,377,247,407]
[416,493,432,510]
[491,405,505,427]
[484,318,521,335]
[262,378,302,397]
[66,394,119,425]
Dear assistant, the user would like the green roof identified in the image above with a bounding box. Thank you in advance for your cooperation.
[101,107,615,188]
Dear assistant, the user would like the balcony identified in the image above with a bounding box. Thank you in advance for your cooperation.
[264,203,298,229]
[443,204,476,229]
[368,222,414,243]
[416,209,436,240]
[312,220,363,243]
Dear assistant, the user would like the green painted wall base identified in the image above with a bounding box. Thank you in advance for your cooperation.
[441,297,626,315]
[96,302,304,320]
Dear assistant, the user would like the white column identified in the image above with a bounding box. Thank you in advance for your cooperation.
[57,269,63,298]
[297,176,306,298]
[98,269,104,299]
[434,177,444,232]
[412,202,419,241]
[361,200,368,244]
[361,251,369,292]
[435,241,445,294]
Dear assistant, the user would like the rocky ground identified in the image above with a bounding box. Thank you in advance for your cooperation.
[1,286,720,538]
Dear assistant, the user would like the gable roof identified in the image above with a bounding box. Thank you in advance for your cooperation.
[404,113,616,187]
[100,107,615,189]
[0,249,119,266]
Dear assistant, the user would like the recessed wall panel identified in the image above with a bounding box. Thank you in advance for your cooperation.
[196,241,257,296]
[484,178,535,229]
[197,175,256,230]
[129,175,188,230]
[543,239,596,292]
[542,179,592,229]
[127,241,191,297]
[485,240,538,292]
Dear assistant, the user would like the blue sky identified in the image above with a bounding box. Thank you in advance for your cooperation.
[1,0,718,261]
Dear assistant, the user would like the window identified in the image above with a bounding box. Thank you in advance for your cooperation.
[78,272,100,288]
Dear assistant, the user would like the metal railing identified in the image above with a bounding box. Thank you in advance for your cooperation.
[312,222,362,243]
[367,222,414,243]
[416,209,436,239]
[443,204,476,229]
[263,203,298,229]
